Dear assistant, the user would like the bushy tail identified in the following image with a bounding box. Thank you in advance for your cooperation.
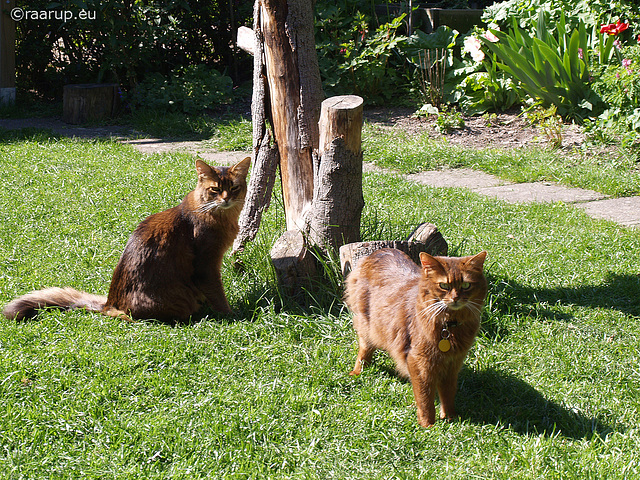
[3,287,107,320]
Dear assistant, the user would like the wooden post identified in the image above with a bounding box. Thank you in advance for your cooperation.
[63,84,120,124]
[308,95,364,250]
[0,0,16,106]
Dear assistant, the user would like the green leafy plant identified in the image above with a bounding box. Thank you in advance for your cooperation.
[415,49,448,109]
[16,0,252,98]
[456,70,520,115]
[587,45,640,152]
[129,65,233,114]
[526,105,564,149]
[315,5,409,104]
[480,10,603,119]
[435,104,466,134]
[339,15,408,103]
[403,26,460,108]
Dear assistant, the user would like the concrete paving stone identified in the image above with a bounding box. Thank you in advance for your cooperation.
[406,168,506,189]
[576,197,640,228]
[473,182,608,204]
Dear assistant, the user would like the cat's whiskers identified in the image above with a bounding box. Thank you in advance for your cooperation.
[197,200,221,213]
[464,300,484,316]
[419,300,447,320]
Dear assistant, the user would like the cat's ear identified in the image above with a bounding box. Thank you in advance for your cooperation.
[466,251,488,270]
[419,252,444,276]
[195,159,216,180]
[231,157,251,178]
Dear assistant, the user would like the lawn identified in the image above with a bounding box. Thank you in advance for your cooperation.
[1,127,639,478]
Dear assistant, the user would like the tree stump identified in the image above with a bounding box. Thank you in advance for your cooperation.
[339,223,448,276]
[308,95,365,250]
[270,229,317,294]
[63,84,120,124]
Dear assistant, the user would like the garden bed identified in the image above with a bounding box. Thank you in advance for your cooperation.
[364,107,586,151]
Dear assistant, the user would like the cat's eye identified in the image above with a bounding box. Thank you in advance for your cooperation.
[209,187,222,194]
[230,185,241,193]
[461,282,471,290]
[439,283,451,290]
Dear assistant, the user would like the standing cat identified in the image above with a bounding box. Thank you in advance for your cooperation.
[3,157,251,323]
[345,247,488,427]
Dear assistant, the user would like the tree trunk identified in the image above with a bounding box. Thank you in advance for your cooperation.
[234,0,324,255]
[308,95,365,250]
[259,0,323,231]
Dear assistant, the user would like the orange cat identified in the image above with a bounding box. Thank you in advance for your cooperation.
[345,248,488,427]
[3,157,251,323]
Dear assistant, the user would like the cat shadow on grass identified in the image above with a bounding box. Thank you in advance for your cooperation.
[456,367,620,440]
[482,272,640,339]
[361,360,617,439]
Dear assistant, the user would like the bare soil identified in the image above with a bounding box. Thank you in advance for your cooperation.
[363,107,586,151]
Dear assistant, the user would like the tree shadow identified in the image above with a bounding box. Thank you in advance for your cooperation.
[457,367,620,440]
[482,271,640,339]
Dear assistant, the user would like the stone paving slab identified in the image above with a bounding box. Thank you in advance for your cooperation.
[388,166,638,229]
[406,169,506,189]
[576,197,640,227]
[474,182,608,204]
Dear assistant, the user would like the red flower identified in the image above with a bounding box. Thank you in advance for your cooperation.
[600,20,629,36]
[638,34,640,44]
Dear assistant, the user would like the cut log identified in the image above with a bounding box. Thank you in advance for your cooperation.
[406,222,447,245]
[63,84,119,124]
[339,223,448,276]
[308,95,364,250]
[270,229,317,293]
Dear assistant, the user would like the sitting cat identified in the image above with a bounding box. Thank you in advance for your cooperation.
[344,247,488,427]
[3,157,251,323]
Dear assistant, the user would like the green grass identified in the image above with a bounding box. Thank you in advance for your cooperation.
[363,123,640,197]
[128,110,253,150]
[1,130,640,478]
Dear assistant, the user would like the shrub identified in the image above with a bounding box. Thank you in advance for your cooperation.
[315,5,409,104]
[16,0,252,99]
[128,65,233,114]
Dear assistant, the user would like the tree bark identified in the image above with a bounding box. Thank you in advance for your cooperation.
[234,0,324,256]
[260,0,323,231]
[308,95,365,250]
[269,229,317,294]
[339,223,448,277]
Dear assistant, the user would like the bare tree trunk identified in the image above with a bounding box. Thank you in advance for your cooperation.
[232,2,280,254]
[260,0,323,231]
[308,95,364,250]
[234,0,324,255]
[236,0,369,293]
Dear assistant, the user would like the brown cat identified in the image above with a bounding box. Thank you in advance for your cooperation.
[345,247,488,427]
[3,157,251,323]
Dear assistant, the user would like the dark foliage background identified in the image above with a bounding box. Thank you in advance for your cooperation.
[16,0,253,99]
